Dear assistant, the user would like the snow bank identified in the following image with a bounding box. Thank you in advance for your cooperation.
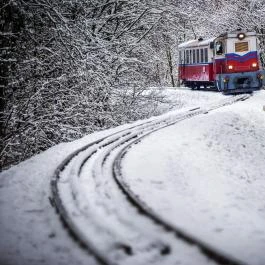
[122,90,265,265]
[0,89,246,265]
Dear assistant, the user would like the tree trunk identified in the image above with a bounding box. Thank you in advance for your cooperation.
[166,47,175,87]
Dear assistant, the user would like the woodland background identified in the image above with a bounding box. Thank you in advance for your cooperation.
[1,0,265,169]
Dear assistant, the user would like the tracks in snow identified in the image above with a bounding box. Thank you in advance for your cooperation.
[51,94,250,265]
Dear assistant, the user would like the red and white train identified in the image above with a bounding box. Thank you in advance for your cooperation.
[178,30,265,93]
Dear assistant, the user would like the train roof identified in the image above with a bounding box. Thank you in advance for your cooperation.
[178,37,215,49]
[178,31,257,49]
[217,30,256,39]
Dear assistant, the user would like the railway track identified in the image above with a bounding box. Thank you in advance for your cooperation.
[51,94,250,265]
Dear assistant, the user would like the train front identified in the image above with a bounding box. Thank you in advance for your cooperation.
[214,31,265,93]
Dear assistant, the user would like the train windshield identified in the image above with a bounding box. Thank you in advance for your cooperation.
[216,41,224,55]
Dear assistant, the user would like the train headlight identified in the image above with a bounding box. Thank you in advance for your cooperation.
[223,76,230,83]
[237,33,246,40]
[228,65,233,70]
[252,62,257,68]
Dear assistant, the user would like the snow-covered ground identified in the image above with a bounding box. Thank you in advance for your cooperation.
[122,90,265,265]
[0,88,264,265]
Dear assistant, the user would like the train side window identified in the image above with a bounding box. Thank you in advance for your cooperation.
[193,50,196,64]
[186,50,189,64]
[200,49,204,63]
[196,49,200,63]
[190,50,192,64]
[204,48,208,62]
[216,41,223,55]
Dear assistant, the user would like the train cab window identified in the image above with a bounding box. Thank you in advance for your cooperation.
[200,49,204,63]
[196,49,200,63]
[193,50,196,64]
[216,41,224,55]
[204,48,208,62]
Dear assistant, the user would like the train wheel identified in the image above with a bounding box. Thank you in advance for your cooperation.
[190,82,195,90]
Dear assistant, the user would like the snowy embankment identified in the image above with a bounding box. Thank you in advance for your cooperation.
[0,89,264,265]
[122,90,265,265]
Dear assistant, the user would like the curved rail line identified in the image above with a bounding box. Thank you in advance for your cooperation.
[51,94,250,265]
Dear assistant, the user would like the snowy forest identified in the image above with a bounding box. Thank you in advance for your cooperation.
[1,0,265,169]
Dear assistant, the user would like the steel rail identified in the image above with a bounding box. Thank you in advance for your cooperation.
[111,94,251,265]
[51,94,250,265]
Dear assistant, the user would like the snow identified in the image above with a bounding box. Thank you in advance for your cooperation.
[58,130,213,265]
[0,88,265,265]
[153,87,224,114]
[122,90,265,265]
[178,37,216,48]
[0,128,125,265]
